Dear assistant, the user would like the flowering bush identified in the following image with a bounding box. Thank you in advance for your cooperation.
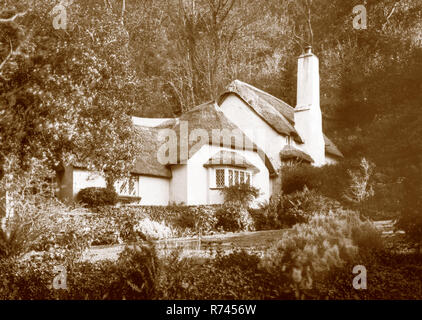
[249,196,284,230]
[280,188,342,227]
[134,218,173,240]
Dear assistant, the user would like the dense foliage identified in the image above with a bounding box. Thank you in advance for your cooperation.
[219,183,260,206]
[0,243,159,300]
[77,187,118,208]
[3,208,420,300]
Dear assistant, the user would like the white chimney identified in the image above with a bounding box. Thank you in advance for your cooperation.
[294,46,325,166]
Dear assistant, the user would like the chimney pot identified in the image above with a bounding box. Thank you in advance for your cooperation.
[305,46,312,54]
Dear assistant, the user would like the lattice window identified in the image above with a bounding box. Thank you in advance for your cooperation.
[116,175,138,197]
[213,168,252,188]
[119,179,128,195]
[246,173,251,185]
[128,176,137,196]
[216,169,225,188]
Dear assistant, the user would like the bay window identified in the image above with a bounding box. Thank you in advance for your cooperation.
[213,168,252,188]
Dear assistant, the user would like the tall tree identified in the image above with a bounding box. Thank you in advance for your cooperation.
[0,0,143,192]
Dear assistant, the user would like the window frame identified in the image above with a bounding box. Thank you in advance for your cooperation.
[212,167,252,189]
[114,174,140,197]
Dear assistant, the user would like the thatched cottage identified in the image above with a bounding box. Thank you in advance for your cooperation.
[58,47,343,206]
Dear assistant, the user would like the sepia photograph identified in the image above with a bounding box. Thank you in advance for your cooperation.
[0,0,421,309]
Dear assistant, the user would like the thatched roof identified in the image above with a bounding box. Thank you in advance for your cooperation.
[219,80,303,143]
[324,134,344,158]
[131,126,172,178]
[132,117,175,127]
[154,118,179,129]
[280,145,313,163]
[219,80,343,159]
[164,101,277,176]
[203,150,260,173]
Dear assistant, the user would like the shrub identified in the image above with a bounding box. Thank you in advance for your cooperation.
[158,248,293,299]
[215,204,255,232]
[396,165,422,249]
[120,205,219,237]
[104,244,159,299]
[219,183,259,206]
[343,158,375,204]
[281,165,319,195]
[133,218,173,240]
[169,205,218,235]
[31,210,101,251]
[0,243,159,300]
[249,196,284,230]
[262,208,382,299]
[281,163,349,199]
[250,188,343,230]
[0,194,87,259]
[215,205,240,232]
[280,188,342,227]
[77,187,118,207]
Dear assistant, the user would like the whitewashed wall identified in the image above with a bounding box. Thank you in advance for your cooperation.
[169,165,188,205]
[60,167,171,205]
[72,168,107,198]
[186,144,270,205]
[219,94,286,171]
[139,176,170,205]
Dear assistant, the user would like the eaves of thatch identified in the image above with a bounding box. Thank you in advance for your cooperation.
[167,101,277,177]
[324,134,344,158]
[280,145,313,163]
[203,150,260,173]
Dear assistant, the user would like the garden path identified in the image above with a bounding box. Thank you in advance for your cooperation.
[82,229,287,262]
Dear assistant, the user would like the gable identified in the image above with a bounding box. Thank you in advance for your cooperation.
[218,80,343,159]
[218,80,303,143]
